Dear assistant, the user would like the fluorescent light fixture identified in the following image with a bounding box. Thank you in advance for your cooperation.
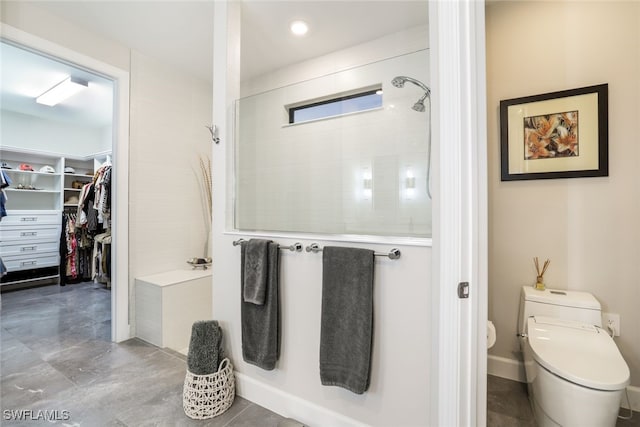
[290,20,308,36]
[36,76,88,106]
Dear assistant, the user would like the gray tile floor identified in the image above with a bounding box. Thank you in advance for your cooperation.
[2,282,638,427]
[487,375,536,427]
[1,281,288,426]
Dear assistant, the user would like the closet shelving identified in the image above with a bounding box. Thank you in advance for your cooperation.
[1,152,63,211]
[1,147,111,287]
[62,157,98,208]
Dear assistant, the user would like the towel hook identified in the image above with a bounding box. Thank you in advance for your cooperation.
[206,124,220,144]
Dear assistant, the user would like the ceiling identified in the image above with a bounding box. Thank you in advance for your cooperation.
[239,1,429,81]
[1,1,428,128]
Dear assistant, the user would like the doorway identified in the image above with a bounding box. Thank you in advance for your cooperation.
[1,23,130,342]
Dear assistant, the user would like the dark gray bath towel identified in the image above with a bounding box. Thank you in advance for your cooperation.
[241,240,280,370]
[243,239,270,305]
[187,320,224,375]
[320,246,375,394]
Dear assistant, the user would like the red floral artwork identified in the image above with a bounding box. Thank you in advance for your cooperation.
[524,111,578,160]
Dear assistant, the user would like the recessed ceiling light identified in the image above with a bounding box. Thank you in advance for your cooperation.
[290,20,308,36]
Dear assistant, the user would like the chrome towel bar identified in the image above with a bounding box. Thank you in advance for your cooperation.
[305,243,401,260]
[232,238,302,252]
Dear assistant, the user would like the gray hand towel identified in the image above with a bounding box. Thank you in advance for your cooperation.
[187,320,224,375]
[243,239,271,305]
[241,241,280,370]
[320,246,375,394]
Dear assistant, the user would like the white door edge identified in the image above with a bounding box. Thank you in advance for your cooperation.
[429,1,488,426]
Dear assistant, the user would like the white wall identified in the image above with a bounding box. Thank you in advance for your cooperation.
[128,49,212,283]
[1,110,105,157]
[486,0,640,389]
[0,1,129,72]
[213,23,432,426]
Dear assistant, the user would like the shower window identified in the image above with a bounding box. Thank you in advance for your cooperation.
[234,49,431,238]
[288,87,383,124]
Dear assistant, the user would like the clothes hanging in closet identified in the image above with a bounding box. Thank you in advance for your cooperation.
[64,163,112,287]
[80,164,112,229]
[60,164,112,286]
[60,212,94,284]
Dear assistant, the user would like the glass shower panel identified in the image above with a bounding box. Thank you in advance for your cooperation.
[235,49,431,238]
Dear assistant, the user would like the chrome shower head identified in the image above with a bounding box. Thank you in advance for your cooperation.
[391,76,406,88]
[412,100,426,112]
[391,75,430,93]
[412,92,429,113]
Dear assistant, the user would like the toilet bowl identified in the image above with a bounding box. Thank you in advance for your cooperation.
[518,287,630,427]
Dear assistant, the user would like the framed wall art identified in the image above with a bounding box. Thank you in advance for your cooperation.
[500,84,608,181]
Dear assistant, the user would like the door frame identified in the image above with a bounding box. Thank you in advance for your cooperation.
[0,23,131,342]
[429,1,488,425]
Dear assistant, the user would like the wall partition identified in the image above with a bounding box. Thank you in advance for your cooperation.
[234,49,431,238]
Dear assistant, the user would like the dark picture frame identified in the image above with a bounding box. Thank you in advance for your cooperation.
[500,84,608,181]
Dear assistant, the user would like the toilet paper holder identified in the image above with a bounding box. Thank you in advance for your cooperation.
[487,320,497,349]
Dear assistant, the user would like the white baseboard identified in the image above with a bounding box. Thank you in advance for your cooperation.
[234,372,370,427]
[487,355,526,383]
[621,385,640,412]
[488,355,640,412]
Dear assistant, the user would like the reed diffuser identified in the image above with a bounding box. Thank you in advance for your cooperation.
[533,257,550,291]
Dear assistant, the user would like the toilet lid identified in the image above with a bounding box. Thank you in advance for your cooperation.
[527,316,630,391]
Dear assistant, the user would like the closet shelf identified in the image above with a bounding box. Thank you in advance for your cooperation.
[64,173,94,178]
[3,170,61,177]
[5,188,58,194]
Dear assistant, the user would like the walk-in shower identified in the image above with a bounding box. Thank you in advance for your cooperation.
[392,75,432,198]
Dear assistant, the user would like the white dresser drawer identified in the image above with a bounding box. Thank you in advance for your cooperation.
[2,252,60,272]
[0,225,61,242]
[0,241,59,257]
[0,211,61,227]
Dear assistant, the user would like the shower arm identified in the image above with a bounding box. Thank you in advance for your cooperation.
[416,92,429,104]
[399,76,431,97]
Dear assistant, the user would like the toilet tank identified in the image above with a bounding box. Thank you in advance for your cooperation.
[518,286,602,334]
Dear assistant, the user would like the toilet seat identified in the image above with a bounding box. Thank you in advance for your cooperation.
[527,316,630,391]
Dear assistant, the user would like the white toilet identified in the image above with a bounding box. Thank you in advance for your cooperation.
[517,286,630,427]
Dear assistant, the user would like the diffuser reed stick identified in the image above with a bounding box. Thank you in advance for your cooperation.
[196,154,212,258]
[198,155,212,222]
[533,257,550,290]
